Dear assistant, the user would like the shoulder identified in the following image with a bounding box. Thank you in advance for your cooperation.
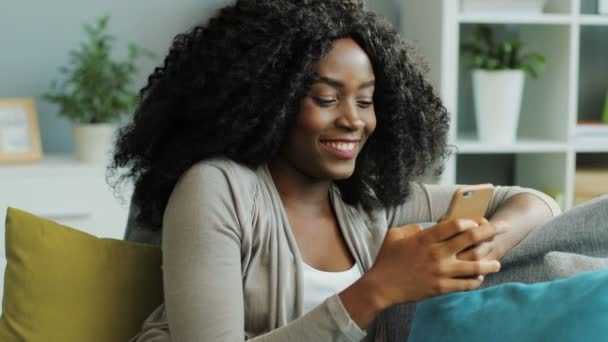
[167,158,261,217]
[179,157,259,194]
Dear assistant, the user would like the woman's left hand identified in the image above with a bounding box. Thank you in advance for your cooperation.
[457,219,511,261]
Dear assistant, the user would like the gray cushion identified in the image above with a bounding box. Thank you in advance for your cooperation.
[544,251,608,279]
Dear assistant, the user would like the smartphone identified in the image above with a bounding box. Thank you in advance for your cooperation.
[442,183,495,220]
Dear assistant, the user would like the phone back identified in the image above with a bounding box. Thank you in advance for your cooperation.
[444,184,494,220]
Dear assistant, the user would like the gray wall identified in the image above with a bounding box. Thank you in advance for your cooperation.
[0,0,229,153]
[0,0,399,153]
[367,0,401,27]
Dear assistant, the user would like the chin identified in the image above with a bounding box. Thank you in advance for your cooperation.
[324,161,357,180]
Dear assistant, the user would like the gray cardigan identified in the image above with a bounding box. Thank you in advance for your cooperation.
[126,158,562,341]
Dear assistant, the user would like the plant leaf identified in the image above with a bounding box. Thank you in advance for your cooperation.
[43,14,155,123]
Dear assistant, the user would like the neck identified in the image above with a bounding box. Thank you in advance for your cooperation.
[268,158,332,216]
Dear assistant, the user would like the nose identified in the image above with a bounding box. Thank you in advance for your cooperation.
[336,101,365,131]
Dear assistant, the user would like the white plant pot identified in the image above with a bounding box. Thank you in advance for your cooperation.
[461,0,546,15]
[472,69,525,144]
[600,0,608,14]
[72,123,117,163]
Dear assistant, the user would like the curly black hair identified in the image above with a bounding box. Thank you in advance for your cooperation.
[110,0,450,231]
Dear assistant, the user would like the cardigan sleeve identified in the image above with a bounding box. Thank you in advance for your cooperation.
[162,162,366,342]
[385,183,561,228]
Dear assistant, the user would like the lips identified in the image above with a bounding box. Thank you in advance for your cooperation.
[319,139,361,160]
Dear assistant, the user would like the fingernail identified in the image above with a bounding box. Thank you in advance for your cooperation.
[478,275,484,281]
[495,261,501,271]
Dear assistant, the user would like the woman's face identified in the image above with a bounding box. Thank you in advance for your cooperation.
[280,38,376,180]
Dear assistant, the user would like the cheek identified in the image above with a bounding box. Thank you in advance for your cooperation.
[297,101,332,134]
[365,111,377,135]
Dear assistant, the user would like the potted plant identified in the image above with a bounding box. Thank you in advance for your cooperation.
[600,0,608,15]
[603,88,608,124]
[44,15,154,163]
[461,25,545,143]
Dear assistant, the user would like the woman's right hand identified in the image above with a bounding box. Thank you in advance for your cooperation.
[364,219,503,309]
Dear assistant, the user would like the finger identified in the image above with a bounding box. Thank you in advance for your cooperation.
[421,219,479,243]
[476,218,511,236]
[441,221,504,255]
[389,224,423,240]
[399,224,424,239]
[458,243,491,261]
[441,259,501,278]
[460,221,508,251]
[431,276,485,295]
[491,220,511,232]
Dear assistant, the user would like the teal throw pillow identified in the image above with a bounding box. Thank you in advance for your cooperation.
[409,269,608,342]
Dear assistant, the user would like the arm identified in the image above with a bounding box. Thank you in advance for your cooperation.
[162,164,246,341]
[387,183,560,225]
[424,184,561,261]
[385,183,561,261]
[465,192,559,260]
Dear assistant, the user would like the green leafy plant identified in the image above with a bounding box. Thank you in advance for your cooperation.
[44,15,155,124]
[461,25,546,78]
[603,88,608,124]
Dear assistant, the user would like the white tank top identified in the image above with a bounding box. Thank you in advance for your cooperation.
[302,262,362,314]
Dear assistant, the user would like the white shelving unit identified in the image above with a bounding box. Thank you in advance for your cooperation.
[401,0,608,210]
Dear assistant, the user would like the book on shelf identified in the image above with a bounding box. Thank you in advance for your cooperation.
[575,167,608,206]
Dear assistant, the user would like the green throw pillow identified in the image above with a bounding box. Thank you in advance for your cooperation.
[0,208,163,342]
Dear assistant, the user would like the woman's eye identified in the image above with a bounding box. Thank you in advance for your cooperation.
[357,100,374,108]
[313,97,337,106]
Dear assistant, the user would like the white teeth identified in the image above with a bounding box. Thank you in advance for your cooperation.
[323,142,356,151]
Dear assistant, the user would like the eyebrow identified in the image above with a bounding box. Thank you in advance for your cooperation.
[314,76,375,89]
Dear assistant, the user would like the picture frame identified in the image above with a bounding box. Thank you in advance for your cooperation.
[0,98,43,163]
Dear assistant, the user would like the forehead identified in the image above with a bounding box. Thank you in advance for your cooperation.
[314,38,375,80]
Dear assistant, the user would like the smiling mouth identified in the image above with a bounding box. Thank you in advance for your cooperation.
[321,141,357,151]
[319,140,361,159]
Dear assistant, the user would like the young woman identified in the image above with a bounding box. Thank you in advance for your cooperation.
[112,1,560,340]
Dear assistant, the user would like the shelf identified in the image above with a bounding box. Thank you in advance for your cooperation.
[455,136,569,154]
[401,1,607,209]
[459,14,572,25]
[579,15,608,26]
[576,141,608,153]
[0,154,109,176]
[0,154,77,167]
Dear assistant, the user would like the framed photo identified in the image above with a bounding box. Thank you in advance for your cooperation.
[0,98,43,163]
